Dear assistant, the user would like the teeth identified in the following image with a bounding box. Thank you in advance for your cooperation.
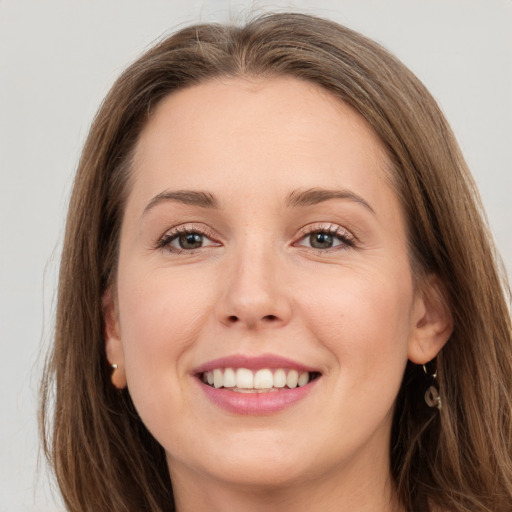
[223,368,236,388]
[273,368,286,388]
[202,367,314,391]
[298,371,309,387]
[236,368,254,389]
[286,369,298,388]
[254,369,273,389]
[213,368,223,388]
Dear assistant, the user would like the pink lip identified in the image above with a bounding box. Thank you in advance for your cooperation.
[198,380,318,415]
[193,354,318,374]
[193,354,320,415]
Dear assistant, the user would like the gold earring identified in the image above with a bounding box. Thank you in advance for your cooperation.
[109,362,127,389]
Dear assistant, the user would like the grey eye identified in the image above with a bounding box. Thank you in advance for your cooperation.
[309,232,334,249]
[177,233,204,249]
[297,229,350,250]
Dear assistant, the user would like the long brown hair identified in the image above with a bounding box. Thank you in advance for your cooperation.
[40,12,512,512]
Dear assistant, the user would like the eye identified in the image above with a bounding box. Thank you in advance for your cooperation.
[157,226,219,253]
[172,232,207,250]
[295,225,355,251]
[307,232,338,249]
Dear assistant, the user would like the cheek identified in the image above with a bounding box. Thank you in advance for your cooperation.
[302,268,413,396]
[116,267,216,405]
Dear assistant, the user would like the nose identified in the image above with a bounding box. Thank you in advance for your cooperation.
[214,242,293,330]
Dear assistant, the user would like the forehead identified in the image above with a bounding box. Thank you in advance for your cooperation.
[130,76,396,214]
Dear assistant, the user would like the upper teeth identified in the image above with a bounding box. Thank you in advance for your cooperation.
[203,368,311,390]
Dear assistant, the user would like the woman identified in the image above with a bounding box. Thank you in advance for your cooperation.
[40,12,512,512]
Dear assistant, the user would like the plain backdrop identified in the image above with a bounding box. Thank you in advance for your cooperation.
[1,0,511,510]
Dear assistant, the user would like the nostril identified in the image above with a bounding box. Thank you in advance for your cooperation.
[227,315,239,323]
[263,314,277,321]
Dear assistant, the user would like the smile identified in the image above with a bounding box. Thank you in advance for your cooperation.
[194,355,321,414]
[201,368,320,392]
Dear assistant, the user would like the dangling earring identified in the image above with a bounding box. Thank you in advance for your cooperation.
[423,363,442,410]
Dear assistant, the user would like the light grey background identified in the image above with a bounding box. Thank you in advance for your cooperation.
[1,0,510,510]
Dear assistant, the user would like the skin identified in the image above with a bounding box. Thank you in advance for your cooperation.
[105,77,452,512]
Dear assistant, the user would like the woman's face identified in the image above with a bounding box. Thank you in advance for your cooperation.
[106,77,445,495]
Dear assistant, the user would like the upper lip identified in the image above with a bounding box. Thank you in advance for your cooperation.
[192,354,320,374]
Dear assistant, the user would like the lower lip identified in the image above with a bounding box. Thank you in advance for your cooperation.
[198,379,318,415]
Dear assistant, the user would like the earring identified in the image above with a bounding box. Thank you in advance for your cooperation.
[109,362,127,389]
[423,363,442,410]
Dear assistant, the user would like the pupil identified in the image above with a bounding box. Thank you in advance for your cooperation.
[310,232,333,249]
[179,233,202,249]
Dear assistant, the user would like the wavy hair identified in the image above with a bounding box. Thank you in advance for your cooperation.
[40,12,512,512]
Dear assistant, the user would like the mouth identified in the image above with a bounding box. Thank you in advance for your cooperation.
[199,367,321,393]
[194,356,321,415]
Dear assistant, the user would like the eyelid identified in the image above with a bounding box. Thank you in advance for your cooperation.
[155,223,221,252]
[293,222,356,249]
[153,221,356,254]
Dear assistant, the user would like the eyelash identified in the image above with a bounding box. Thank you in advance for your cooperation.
[156,225,219,254]
[155,223,356,254]
[294,223,356,253]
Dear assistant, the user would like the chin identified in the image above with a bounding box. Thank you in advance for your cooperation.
[168,431,320,490]
[205,455,311,490]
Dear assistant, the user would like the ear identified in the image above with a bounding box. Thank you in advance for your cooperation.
[103,288,127,389]
[408,274,453,365]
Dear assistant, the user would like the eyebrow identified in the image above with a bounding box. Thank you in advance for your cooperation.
[285,188,375,214]
[142,190,219,217]
[141,186,375,218]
